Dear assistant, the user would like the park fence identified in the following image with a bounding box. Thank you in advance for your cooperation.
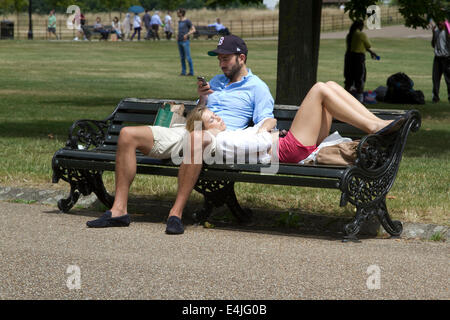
[5,7,404,40]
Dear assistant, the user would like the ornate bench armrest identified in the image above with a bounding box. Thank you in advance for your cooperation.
[355,110,421,173]
[65,119,110,150]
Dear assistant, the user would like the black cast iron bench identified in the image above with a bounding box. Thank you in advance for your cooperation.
[52,98,421,240]
[193,26,229,39]
[82,25,113,40]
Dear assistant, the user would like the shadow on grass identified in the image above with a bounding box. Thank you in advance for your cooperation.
[370,102,450,121]
[43,96,122,108]
[0,120,75,138]
[403,128,450,158]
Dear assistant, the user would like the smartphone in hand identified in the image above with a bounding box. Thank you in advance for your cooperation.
[197,76,207,87]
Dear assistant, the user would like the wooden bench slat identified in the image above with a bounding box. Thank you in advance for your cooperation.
[113,112,156,124]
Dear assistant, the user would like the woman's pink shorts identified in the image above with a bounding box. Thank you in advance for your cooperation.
[278,130,317,163]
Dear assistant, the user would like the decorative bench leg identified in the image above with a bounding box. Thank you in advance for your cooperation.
[343,205,373,242]
[343,199,403,241]
[54,166,114,213]
[376,199,403,237]
[193,179,252,224]
[192,199,214,224]
[224,186,253,223]
[57,186,80,213]
[90,172,114,209]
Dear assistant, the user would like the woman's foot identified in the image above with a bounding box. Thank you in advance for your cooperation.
[374,117,407,135]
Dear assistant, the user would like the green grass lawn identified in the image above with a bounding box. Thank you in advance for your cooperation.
[0,38,448,226]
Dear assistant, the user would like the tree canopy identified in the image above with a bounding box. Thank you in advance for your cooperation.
[0,0,267,14]
[345,0,449,27]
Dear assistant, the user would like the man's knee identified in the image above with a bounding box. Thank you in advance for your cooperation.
[118,127,135,145]
[118,126,153,149]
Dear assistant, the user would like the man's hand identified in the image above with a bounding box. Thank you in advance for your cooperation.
[256,118,277,133]
[197,80,213,105]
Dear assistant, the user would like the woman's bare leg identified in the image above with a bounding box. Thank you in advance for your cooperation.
[289,82,391,146]
[325,81,381,122]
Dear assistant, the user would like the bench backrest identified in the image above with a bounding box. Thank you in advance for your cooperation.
[97,98,406,152]
[194,26,217,34]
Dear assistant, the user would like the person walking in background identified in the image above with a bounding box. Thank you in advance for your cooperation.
[177,8,196,76]
[431,20,450,103]
[150,11,163,40]
[343,20,378,102]
[143,9,152,40]
[164,11,173,40]
[47,9,58,40]
[130,13,142,41]
[72,10,85,41]
[122,13,132,40]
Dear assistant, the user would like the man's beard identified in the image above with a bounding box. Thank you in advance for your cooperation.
[223,58,243,81]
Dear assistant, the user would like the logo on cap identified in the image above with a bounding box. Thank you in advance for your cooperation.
[218,37,224,46]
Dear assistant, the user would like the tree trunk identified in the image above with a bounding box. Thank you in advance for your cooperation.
[275,0,322,105]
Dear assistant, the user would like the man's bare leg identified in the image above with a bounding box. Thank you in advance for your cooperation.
[168,162,203,219]
[110,126,154,218]
[168,130,212,219]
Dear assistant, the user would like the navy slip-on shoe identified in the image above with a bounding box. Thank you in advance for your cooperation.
[375,116,406,136]
[86,211,131,228]
[165,216,184,235]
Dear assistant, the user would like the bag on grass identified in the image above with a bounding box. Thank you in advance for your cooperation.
[384,72,425,104]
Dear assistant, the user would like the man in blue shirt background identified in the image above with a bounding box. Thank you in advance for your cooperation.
[150,11,163,40]
[86,35,275,233]
[208,18,230,36]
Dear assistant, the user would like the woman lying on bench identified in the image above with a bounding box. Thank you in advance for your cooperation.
[186,81,406,163]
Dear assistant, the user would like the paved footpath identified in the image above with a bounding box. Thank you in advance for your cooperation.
[320,24,432,39]
[0,201,448,300]
[247,25,433,41]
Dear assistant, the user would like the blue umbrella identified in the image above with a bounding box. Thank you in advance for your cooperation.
[128,5,145,14]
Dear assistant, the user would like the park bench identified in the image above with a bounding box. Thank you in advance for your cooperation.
[52,98,421,240]
[82,25,113,40]
[193,26,229,39]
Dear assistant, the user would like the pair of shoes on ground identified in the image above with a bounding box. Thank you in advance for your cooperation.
[375,115,408,135]
[86,211,184,234]
[86,211,130,228]
[179,73,194,76]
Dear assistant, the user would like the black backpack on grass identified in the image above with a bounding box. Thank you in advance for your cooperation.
[384,72,425,104]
